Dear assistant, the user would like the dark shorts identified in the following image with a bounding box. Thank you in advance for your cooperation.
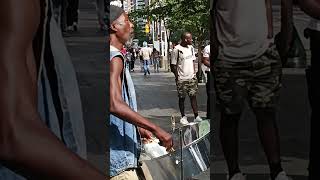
[214,45,282,114]
[176,76,198,98]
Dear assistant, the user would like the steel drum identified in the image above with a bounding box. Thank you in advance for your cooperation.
[140,120,211,180]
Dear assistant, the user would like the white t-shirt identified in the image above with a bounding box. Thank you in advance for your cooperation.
[215,0,270,62]
[171,44,196,81]
[308,17,320,31]
[202,45,210,72]
[139,47,152,60]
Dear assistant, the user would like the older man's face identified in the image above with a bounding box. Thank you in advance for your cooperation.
[113,13,134,43]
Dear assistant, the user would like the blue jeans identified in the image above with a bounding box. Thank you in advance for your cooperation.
[143,60,150,75]
[154,58,160,72]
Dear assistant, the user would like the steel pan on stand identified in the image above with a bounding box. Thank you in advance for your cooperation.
[139,119,211,180]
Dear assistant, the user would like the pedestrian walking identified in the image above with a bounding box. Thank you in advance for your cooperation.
[109,5,173,179]
[0,0,105,179]
[211,0,291,179]
[130,48,136,71]
[96,0,107,31]
[125,48,132,70]
[305,17,320,180]
[201,44,214,120]
[303,11,320,180]
[170,32,203,125]
[139,42,152,76]
[66,0,79,32]
[152,48,160,73]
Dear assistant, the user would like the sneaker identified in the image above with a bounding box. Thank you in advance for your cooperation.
[227,173,246,180]
[272,171,292,180]
[194,116,203,122]
[180,116,189,125]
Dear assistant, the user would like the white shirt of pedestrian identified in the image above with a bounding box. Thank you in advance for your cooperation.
[139,47,152,60]
[171,44,196,81]
[202,45,210,72]
[308,17,320,31]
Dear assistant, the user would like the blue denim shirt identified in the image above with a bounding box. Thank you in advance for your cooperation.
[109,50,141,177]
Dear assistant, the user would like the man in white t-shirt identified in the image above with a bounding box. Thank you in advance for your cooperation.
[202,44,213,120]
[304,16,320,180]
[139,42,152,75]
[170,32,203,125]
[211,0,291,179]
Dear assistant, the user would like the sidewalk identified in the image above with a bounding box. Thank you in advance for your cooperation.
[63,0,106,172]
[131,58,310,179]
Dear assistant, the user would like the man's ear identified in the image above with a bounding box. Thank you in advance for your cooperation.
[110,22,118,32]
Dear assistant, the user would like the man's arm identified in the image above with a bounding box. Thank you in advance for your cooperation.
[210,1,219,71]
[266,0,274,38]
[275,0,293,61]
[0,1,105,179]
[296,0,320,19]
[110,57,173,150]
[202,46,210,68]
[170,49,179,81]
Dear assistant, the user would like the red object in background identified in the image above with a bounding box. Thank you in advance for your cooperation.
[120,47,127,55]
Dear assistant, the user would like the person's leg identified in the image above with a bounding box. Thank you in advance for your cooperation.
[142,60,144,72]
[66,0,73,27]
[146,60,150,74]
[96,0,105,30]
[214,60,250,178]
[177,80,187,118]
[143,60,147,75]
[179,97,186,117]
[253,107,282,180]
[71,0,79,31]
[307,29,320,180]
[250,46,284,180]
[74,0,79,24]
[220,112,242,178]
[61,0,68,31]
[186,77,199,118]
[206,72,211,119]
[189,96,199,118]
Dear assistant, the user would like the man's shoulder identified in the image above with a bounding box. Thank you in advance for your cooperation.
[175,44,182,50]
[204,45,210,54]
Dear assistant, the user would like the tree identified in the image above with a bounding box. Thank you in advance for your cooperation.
[130,0,209,78]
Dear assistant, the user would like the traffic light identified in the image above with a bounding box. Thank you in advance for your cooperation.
[145,22,150,34]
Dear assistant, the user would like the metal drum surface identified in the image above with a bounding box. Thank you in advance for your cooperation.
[140,120,211,180]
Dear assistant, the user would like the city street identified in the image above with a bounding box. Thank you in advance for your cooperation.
[65,1,313,179]
[131,7,312,180]
[131,64,310,180]
[63,0,107,172]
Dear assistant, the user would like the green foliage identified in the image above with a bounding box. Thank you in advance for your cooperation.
[129,0,210,45]
[131,20,149,44]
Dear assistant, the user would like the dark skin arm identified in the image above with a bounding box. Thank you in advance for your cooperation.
[281,0,293,51]
[266,0,274,39]
[210,0,219,69]
[110,57,173,150]
[171,64,178,81]
[202,56,210,68]
[170,49,179,81]
[0,1,105,179]
[296,0,320,19]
